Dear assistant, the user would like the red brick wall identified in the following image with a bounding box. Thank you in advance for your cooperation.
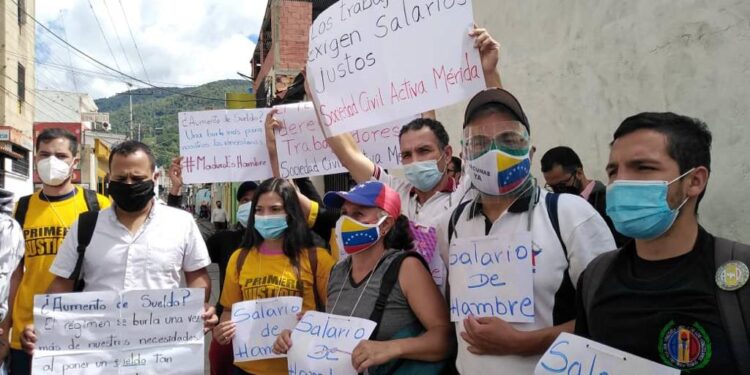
[278,0,311,70]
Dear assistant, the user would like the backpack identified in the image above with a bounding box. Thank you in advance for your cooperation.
[581,237,750,374]
[14,188,100,227]
[367,251,447,375]
[14,189,101,292]
[235,247,324,312]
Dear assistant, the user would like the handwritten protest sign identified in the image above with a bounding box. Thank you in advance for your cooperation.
[273,102,416,178]
[287,311,376,375]
[231,296,302,362]
[32,288,204,375]
[307,0,484,135]
[178,109,273,183]
[535,333,680,375]
[448,233,534,323]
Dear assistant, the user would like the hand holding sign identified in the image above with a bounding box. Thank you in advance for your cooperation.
[230,297,302,362]
[460,315,528,356]
[535,333,680,375]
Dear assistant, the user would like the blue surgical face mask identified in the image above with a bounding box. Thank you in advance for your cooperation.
[254,214,288,239]
[606,169,694,240]
[404,155,445,192]
[236,202,252,228]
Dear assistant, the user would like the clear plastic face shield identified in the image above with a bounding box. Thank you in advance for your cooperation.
[462,121,532,196]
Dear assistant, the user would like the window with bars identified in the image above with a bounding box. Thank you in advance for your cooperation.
[11,145,29,177]
[17,64,26,103]
[18,0,27,25]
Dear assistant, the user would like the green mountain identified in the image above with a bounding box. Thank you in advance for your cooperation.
[94,79,253,167]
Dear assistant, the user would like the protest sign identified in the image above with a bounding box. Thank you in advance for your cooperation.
[535,333,680,375]
[307,0,484,135]
[448,233,534,323]
[32,288,204,375]
[178,109,273,183]
[287,311,376,375]
[231,296,303,362]
[273,102,416,178]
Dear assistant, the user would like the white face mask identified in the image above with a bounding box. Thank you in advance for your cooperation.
[37,156,72,186]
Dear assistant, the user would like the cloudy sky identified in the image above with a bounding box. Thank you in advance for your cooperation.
[34,0,268,99]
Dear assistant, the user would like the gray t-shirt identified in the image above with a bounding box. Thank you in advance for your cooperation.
[326,249,418,341]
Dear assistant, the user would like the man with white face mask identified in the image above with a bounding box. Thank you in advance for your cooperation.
[437,88,615,374]
[0,128,110,375]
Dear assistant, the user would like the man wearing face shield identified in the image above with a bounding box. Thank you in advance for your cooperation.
[574,113,747,374]
[309,26,502,289]
[1,128,110,375]
[437,88,616,374]
[18,140,218,357]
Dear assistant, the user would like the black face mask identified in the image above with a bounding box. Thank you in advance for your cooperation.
[108,180,155,212]
[550,175,583,195]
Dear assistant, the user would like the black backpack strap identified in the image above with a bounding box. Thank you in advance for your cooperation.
[714,237,750,374]
[235,248,250,278]
[82,189,101,212]
[307,248,324,312]
[581,250,618,323]
[545,192,567,257]
[70,211,99,290]
[368,252,429,340]
[13,195,32,228]
[448,200,472,243]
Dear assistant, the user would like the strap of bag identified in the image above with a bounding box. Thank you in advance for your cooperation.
[368,252,428,339]
[714,237,750,373]
[235,248,250,277]
[308,248,324,312]
[13,195,31,228]
[448,200,472,243]
[545,192,567,257]
[82,189,101,212]
[70,211,99,291]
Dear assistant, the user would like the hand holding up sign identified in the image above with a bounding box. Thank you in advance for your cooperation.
[470,25,502,88]
[351,339,401,373]
[264,109,281,178]
[461,316,575,357]
[168,156,184,196]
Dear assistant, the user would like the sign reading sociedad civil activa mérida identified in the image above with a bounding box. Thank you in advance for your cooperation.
[307,0,485,135]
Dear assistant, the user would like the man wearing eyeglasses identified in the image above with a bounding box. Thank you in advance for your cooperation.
[437,88,616,374]
[541,146,629,246]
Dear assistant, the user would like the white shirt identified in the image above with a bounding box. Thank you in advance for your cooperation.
[51,202,211,291]
[212,207,227,223]
[436,187,616,374]
[373,166,473,288]
[0,214,24,321]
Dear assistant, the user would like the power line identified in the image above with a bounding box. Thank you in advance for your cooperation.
[0,83,65,122]
[102,0,135,76]
[87,0,123,73]
[11,0,259,103]
[3,72,77,120]
[118,0,151,83]
[57,11,80,92]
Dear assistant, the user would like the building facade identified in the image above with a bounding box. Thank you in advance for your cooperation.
[0,0,35,196]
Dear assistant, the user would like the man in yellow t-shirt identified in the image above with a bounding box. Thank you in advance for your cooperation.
[0,128,110,375]
[220,247,334,375]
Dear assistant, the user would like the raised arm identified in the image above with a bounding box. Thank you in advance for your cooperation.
[470,25,502,89]
[264,109,282,178]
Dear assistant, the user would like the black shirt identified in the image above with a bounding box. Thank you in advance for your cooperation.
[206,229,244,316]
[575,228,738,374]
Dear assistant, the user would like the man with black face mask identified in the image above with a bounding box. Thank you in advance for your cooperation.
[541,146,629,247]
[18,141,218,355]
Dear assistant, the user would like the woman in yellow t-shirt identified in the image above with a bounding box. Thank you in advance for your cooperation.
[213,178,334,375]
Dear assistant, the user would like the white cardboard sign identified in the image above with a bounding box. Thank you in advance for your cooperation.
[178,109,273,183]
[273,102,415,179]
[287,311,377,375]
[448,233,535,323]
[231,296,303,363]
[535,333,680,375]
[307,0,485,135]
[32,288,205,375]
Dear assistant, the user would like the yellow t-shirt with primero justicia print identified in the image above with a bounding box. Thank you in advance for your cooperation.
[221,247,334,375]
[10,187,110,349]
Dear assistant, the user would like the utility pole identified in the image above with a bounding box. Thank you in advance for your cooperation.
[138,123,141,142]
[127,82,134,140]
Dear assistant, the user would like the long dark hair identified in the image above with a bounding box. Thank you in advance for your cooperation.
[240,178,313,270]
[383,214,413,251]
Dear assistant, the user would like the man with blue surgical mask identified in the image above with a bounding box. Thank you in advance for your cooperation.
[575,113,748,374]
[437,88,616,374]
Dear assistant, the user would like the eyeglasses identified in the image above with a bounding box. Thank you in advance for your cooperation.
[544,174,576,191]
[462,131,529,160]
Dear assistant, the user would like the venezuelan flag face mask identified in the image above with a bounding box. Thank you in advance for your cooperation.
[335,215,388,255]
[463,123,531,196]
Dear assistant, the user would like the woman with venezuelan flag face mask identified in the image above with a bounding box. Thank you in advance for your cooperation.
[272,181,452,374]
[213,178,336,375]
